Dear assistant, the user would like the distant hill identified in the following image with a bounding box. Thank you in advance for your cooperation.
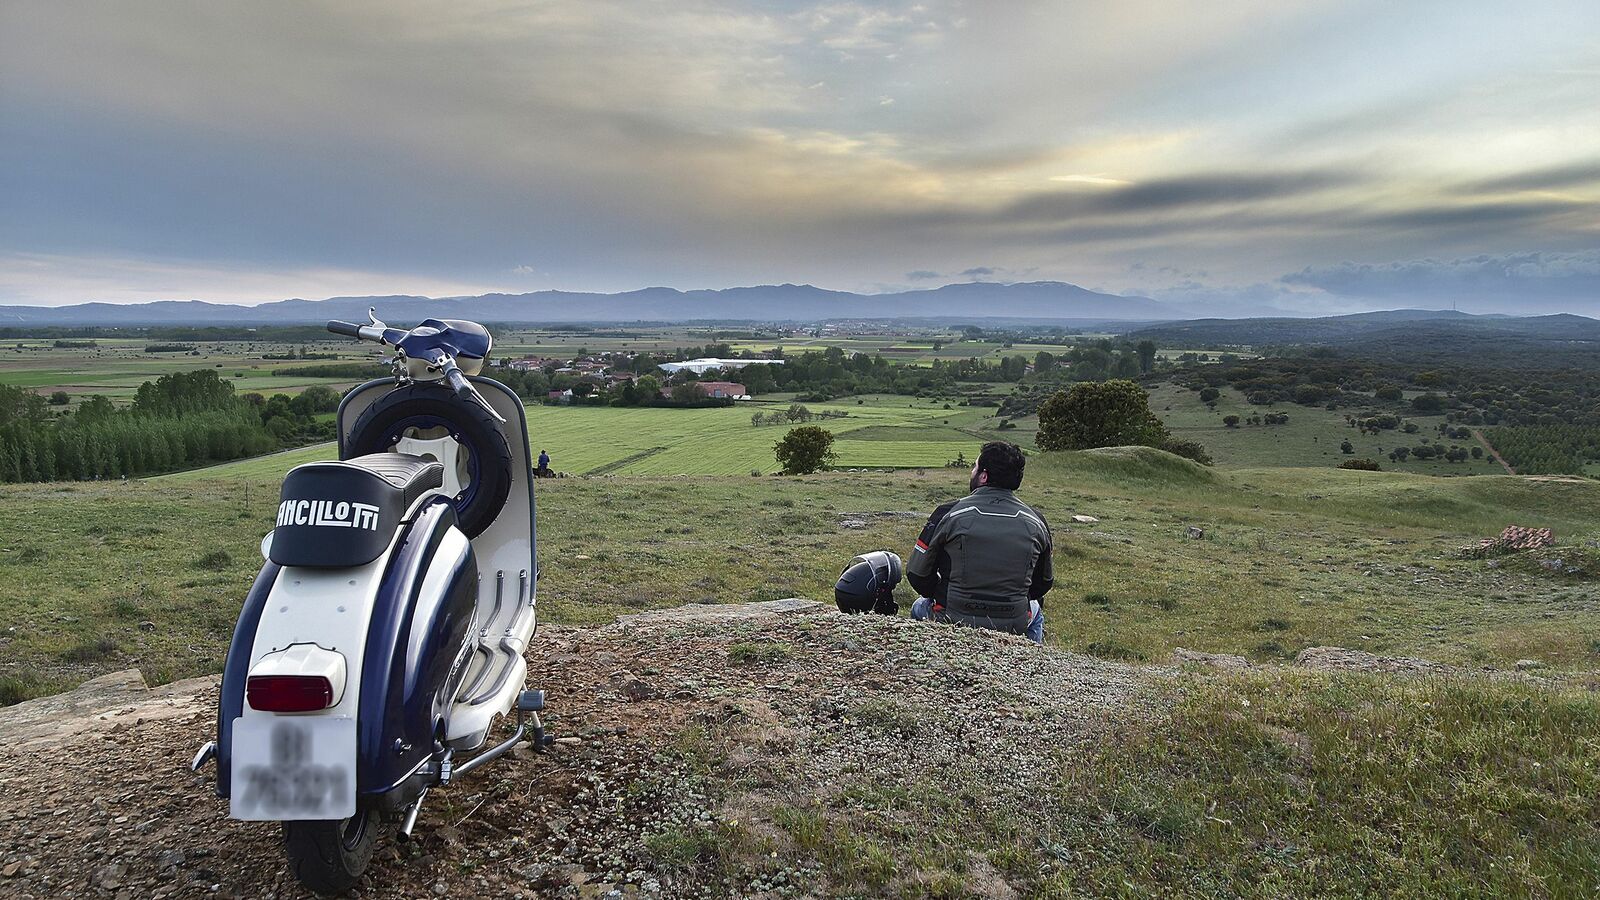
[1125,310,1600,346]
[0,281,1175,326]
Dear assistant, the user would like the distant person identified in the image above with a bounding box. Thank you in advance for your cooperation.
[537,448,550,476]
[907,441,1053,643]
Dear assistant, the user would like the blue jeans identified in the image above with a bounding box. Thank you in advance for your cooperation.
[911,597,1044,645]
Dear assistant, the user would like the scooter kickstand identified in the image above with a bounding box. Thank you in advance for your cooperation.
[398,787,428,842]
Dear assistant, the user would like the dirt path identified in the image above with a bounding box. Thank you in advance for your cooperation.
[0,601,1154,899]
[1470,428,1516,475]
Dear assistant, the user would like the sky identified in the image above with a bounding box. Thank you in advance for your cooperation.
[2,0,1597,314]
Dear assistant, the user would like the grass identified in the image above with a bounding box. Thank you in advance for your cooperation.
[1048,671,1600,897]
[158,397,990,480]
[1151,382,1504,475]
[6,447,1599,704]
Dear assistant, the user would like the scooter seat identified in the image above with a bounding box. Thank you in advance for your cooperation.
[269,453,446,568]
[338,453,447,510]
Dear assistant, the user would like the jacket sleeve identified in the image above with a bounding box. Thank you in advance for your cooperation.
[906,502,953,602]
[1027,507,1054,602]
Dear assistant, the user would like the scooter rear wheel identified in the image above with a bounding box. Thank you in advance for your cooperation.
[283,809,379,895]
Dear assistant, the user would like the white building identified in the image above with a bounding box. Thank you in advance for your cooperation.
[657,358,785,376]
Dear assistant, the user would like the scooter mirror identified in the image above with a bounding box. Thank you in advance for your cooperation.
[260,532,273,562]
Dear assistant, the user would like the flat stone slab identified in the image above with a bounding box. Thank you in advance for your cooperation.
[617,597,826,626]
[0,668,217,752]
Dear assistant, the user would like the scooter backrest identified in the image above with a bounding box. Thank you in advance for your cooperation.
[269,457,444,568]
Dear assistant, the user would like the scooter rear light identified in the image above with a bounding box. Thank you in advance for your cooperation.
[247,675,336,712]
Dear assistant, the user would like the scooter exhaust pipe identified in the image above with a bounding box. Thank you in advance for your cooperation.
[397,787,428,842]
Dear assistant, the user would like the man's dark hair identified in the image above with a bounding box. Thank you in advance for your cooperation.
[977,441,1025,490]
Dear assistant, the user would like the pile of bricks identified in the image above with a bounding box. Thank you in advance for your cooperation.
[1461,525,1556,558]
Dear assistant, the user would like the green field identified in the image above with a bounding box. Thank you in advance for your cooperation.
[8,446,1599,706]
[160,395,996,480]
[1151,382,1504,474]
[0,338,377,406]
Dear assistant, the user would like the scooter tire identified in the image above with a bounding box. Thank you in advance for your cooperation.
[346,384,514,538]
[283,809,379,896]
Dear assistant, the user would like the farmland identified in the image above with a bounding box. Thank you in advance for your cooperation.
[0,337,379,407]
[162,394,998,480]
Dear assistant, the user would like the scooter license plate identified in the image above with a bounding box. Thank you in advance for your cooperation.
[229,716,357,821]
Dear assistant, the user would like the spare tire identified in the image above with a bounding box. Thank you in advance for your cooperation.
[346,384,513,538]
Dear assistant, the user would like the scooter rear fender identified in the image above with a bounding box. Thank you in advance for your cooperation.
[357,499,477,809]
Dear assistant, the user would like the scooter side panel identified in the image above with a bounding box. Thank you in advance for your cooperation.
[215,562,281,799]
[357,499,478,799]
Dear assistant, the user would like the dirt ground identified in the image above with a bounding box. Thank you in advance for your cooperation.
[0,601,1156,899]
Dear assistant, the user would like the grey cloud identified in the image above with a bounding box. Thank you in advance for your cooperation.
[1470,161,1600,193]
[1282,251,1600,311]
[905,270,941,280]
[960,266,997,277]
[1355,200,1590,231]
[1003,171,1353,223]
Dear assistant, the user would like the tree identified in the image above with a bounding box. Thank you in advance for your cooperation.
[774,425,836,475]
[1375,385,1404,402]
[1036,380,1168,451]
[1223,415,1241,428]
[1340,439,1354,454]
[1471,445,1483,459]
[1136,340,1157,373]
[670,382,704,403]
[1198,387,1220,404]
[1411,393,1444,413]
[48,391,69,406]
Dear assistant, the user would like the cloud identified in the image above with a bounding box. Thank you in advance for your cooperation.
[959,266,997,278]
[1048,174,1129,186]
[905,269,941,280]
[1282,251,1600,312]
[1469,160,1600,193]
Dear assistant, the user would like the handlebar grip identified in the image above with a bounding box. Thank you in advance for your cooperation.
[445,365,473,396]
[327,320,362,338]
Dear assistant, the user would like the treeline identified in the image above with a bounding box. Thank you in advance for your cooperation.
[1484,426,1600,476]
[1167,355,1600,426]
[0,371,337,483]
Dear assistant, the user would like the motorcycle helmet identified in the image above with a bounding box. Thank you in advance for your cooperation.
[834,550,903,616]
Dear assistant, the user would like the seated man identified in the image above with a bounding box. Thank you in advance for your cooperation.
[907,441,1053,643]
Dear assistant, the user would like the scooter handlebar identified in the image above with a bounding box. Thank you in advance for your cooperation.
[327,320,362,338]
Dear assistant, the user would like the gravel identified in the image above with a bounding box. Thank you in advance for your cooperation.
[0,601,1160,898]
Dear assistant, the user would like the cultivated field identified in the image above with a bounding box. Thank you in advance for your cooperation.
[0,338,378,406]
[158,394,997,480]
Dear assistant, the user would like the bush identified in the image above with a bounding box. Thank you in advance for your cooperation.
[774,425,836,475]
[1160,437,1213,466]
[48,391,69,406]
[1338,458,1381,471]
[1037,380,1168,451]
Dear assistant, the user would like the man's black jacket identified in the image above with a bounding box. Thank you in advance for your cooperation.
[906,486,1053,632]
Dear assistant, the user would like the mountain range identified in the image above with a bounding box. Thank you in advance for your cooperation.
[0,282,1177,326]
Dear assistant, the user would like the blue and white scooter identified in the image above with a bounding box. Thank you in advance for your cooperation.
[191,310,547,895]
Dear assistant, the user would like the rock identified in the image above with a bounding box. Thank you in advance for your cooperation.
[1185,526,1205,540]
[94,862,127,890]
[619,679,655,701]
[1515,659,1544,671]
[138,621,157,632]
[1070,514,1099,524]
[155,849,184,869]
[1294,646,1449,675]
[838,519,868,529]
[1171,648,1250,671]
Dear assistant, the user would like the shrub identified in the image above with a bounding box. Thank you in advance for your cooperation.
[1160,437,1213,466]
[1037,380,1168,451]
[1338,458,1382,471]
[774,425,836,475]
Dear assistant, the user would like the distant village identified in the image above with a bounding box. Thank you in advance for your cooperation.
[495,350,783,403]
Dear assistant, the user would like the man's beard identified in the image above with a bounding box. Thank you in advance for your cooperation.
[970,470,983,492]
